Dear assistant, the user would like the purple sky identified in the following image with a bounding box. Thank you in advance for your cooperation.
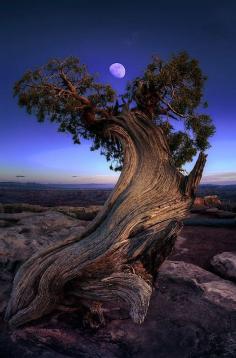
[1,0,236,184]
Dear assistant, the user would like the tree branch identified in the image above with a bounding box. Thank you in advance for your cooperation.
[159,96,185,118]
[184,152,207,197]
[59,71,91,105]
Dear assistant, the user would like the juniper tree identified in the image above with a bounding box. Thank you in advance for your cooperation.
[6,52,215,328]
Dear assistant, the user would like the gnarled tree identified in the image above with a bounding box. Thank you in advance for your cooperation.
[6,53,215,328]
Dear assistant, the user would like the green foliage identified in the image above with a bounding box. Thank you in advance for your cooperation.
[14,57,116,144]
[123,51,215,168]
[14,53,215,171]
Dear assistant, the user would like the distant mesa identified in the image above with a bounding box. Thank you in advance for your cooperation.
[16,175,25,178]
[0,182,115,190]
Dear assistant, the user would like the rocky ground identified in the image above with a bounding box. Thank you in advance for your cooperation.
[0,201,236,357]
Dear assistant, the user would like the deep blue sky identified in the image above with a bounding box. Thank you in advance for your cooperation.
[1,0,236,184]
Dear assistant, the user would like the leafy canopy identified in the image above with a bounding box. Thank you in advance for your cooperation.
[14,53,215,171]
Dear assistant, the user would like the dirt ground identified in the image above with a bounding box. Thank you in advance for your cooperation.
[171,226,236,271]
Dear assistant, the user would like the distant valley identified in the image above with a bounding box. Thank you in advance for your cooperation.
[0,182,236,207]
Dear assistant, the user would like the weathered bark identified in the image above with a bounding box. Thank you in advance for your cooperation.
[5,109,206,328]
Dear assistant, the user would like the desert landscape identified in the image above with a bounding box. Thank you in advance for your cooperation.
[0,185,235,357]
[1,1,236,356]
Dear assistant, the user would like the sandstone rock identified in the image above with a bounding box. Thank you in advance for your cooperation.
[0,274,12,314]
[1,260,236,357]
[206,207,219,213]
[159,259,222,284]
[56,205,102,220]
[1,203,47,213]
[159,260,236,309]
[204,195,221,207]
[215,210,236,219]
[0,210,87,276]
[211,252,236,281]
[0,211,41,222]
[193,195,222,210]
[193,196,205,207]
[205,208,236,218]
[191,197,206,213]
[1,208,236,357]
[0,220,8,228]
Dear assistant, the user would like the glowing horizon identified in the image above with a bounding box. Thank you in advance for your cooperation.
[1,170,236,186]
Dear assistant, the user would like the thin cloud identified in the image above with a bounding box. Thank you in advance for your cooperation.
[201,172,236,185]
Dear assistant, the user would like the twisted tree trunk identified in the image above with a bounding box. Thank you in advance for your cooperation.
[5,110,206,328]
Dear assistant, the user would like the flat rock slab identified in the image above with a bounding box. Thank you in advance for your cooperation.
[0,210,87,278]
[211,252,236,281]
[1,207,236,357]
[0,260,236,357]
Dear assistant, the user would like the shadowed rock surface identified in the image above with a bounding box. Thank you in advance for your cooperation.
[211,252,236,281]
[0,203,236,357]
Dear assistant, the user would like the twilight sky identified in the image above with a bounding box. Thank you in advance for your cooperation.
[1,0,236,184]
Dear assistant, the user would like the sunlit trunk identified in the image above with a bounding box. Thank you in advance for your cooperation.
[5,109,206,328]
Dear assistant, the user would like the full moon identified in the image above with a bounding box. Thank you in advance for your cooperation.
[109,63,126,78]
